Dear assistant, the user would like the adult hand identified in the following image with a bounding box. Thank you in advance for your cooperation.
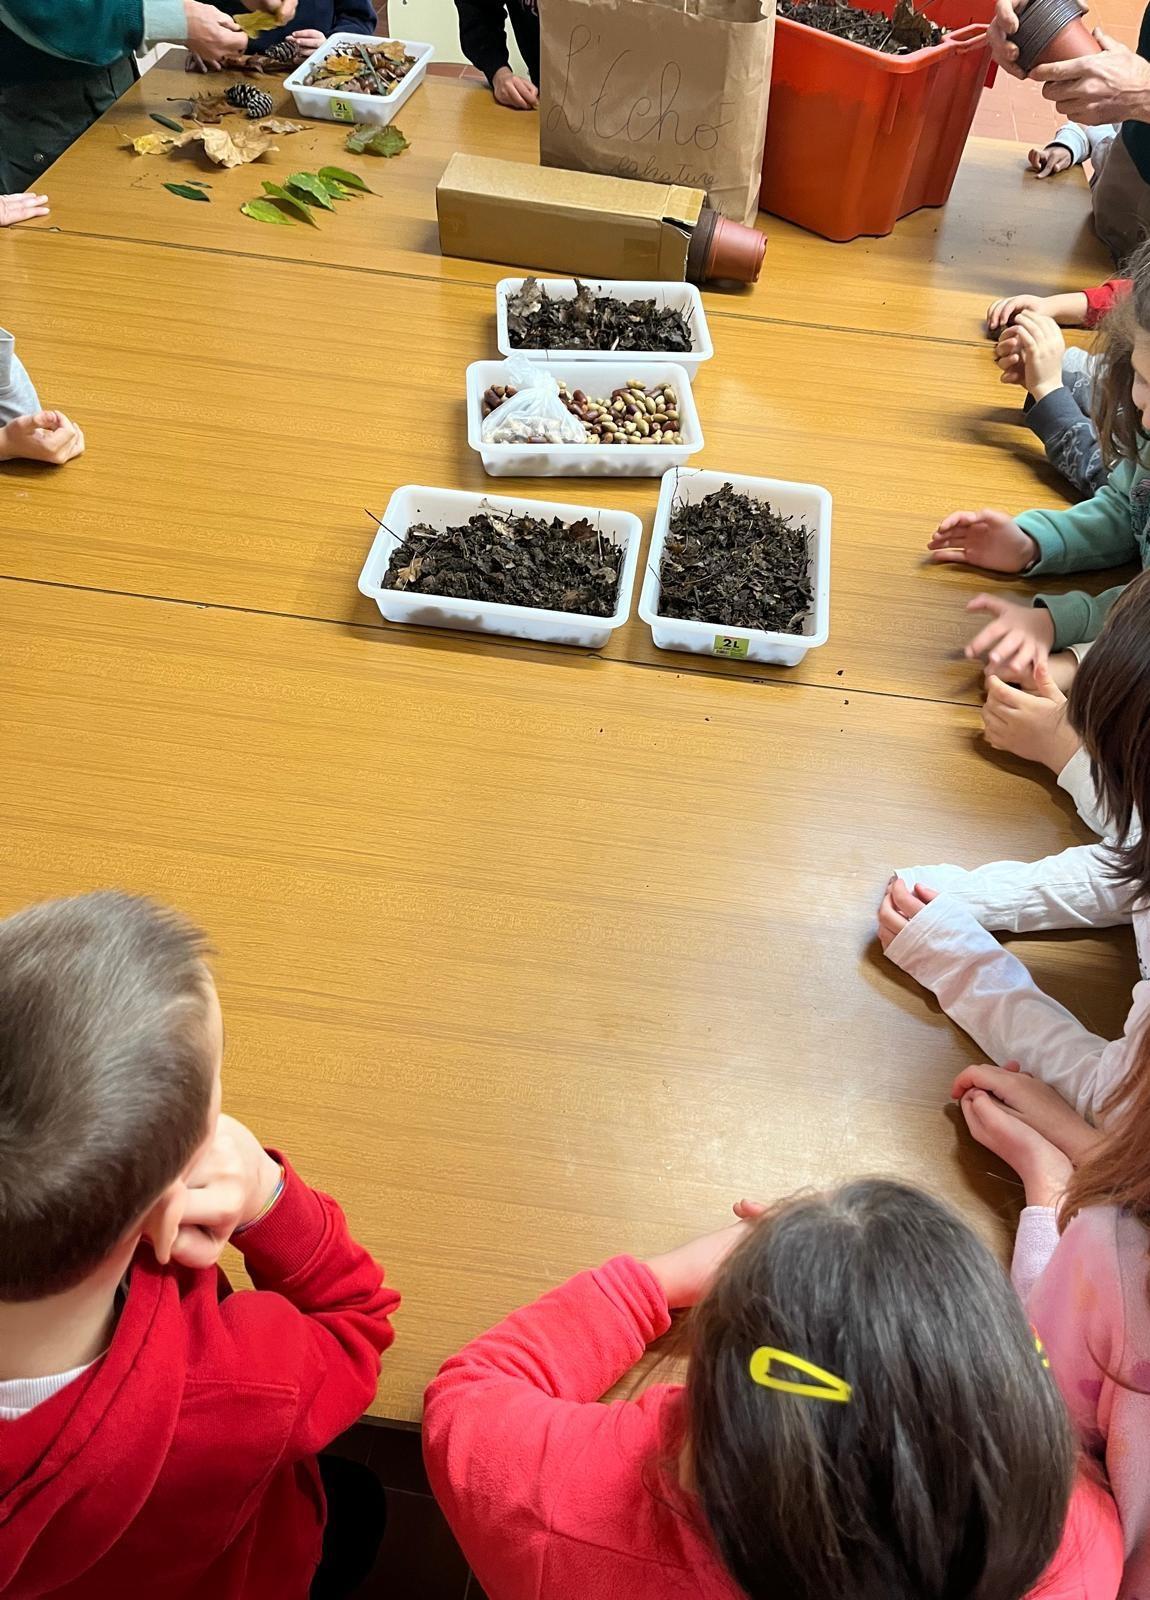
[988,0,1025,79]
[965,594,1055,678]
[644,1205,763,1309]
[0,411,85,465]
[927,509,1039,572]
[183,1,246,67]
[492,65,539,109]
[0,191,49,226]
[1032,31,1150,124]
[952,1060,1101,1162]
[981,664,1081,773]
[877,878,938,950]
[1028,143,1073,177]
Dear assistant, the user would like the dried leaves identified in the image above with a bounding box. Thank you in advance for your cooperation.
[777,0,943,52]
[344,122,408,156]
[124,122,278,166]
[305,38,415,95]
[658,485,814,635]
[507,278,694,354]
[381,508,622,616]
[233,9,281,35]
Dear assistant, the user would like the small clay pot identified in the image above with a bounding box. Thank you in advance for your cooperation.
[1013,0,1101,74]
[686,206,766,286]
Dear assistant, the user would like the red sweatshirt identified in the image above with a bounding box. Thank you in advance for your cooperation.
[1084,278,1132,328]
[424,1256,1124,1600]
[0,1155,398,1599]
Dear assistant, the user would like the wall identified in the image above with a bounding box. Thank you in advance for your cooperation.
[384,0,527,71]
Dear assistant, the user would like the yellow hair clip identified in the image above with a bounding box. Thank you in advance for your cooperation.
[749,1346,852,1403]
[1033,1329,1051,1370]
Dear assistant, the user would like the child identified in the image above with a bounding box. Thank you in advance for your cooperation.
[877,566,1149,1130]
[0,190,48,225]
[928,239,1150,689]
[1027,122,1119,182]
[948,1037,1150,1596]
[454,0,539,110]
[0,891,396,1598]
[0,326,83,466]
[219,0,374,60]
[423,1179,1123,1600]
[983,277,1131,497]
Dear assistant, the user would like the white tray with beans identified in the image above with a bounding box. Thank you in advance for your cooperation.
[466,360,703,478]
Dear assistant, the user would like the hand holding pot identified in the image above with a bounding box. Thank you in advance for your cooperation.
[988,0,1027,79]
[1032,31,1150,123]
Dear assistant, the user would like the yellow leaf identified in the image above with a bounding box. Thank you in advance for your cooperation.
[124,129,181,154]
[319,53,361,73]
[234,9,281,36]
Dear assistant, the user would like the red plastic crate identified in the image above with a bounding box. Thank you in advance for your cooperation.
[760,0,997,241]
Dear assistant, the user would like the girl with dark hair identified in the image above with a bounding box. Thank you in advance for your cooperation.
[423,1180,1121,1600]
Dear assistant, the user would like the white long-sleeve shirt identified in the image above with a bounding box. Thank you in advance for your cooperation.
[886,749,1149,1121]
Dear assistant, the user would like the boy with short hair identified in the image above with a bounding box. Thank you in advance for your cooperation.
[0,891,396,1598]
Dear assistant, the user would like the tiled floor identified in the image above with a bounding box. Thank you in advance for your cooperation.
[328,1421,487,1599]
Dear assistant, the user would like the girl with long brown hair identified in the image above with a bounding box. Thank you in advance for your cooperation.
[423,1181,1121,1600]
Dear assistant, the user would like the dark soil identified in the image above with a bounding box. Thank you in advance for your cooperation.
[657,485,814,635]
[777,0,943,53]
[382,507,623,617]
[506,278,694,353]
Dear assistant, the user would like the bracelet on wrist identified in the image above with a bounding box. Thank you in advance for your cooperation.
[233,1163,286,1236]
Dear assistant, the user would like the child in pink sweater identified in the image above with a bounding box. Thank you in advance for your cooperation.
[424,1181,1122,1600]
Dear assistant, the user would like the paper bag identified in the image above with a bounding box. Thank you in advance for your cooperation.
[539,0,775,225]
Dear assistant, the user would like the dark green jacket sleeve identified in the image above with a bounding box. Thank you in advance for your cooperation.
[0,0,145,64]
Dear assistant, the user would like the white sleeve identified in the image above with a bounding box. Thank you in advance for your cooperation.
[1051,122,1090,163]
[1012,1206,1061,1305]
[883,892,1128,1119]
[895,843,1134,935]
[1056,746,1110,837]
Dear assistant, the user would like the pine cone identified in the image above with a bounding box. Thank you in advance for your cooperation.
[262,39,298,65]
[224,83,275,118]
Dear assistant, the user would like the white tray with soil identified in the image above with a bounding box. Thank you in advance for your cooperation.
[639,468,832,666]
[495,279,714,380]
[358,485,643,650]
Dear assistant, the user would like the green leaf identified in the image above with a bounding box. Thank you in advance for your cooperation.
[319,164,374,193]
[361,125,409,158]
[164,181,210,202]
[261,181,319,224]
[285,171,336,210]
[150,112,187,132]
[241,198,297,225]
[317,175,354,200]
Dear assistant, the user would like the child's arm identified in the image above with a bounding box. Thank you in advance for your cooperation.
[1026,1211,1120,1449]
[0,327,40,425]
[331,0,376,33]
[1018,460,1139,578]
[423,1256,674,1595]
[987,291,1092,331]
[1083,276,1131,329]
[454,0,512,81]
[1025,392,1107,496]
[0,194,50,227]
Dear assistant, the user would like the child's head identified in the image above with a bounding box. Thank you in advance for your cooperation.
[1094,235,1150,466]
[1068,568,1150,902]
[686,1180,1074,1600]
[0,892,221,1302]
[1065,1022,1150,1227]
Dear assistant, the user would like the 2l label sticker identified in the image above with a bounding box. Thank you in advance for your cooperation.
[712,635,749,659]
[331,99,355,122]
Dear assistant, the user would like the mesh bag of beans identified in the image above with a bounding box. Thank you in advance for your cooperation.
[480,360,591,446]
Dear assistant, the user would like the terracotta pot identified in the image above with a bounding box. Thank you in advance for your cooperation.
[1014,0,1101,74]
[686,207,766,285]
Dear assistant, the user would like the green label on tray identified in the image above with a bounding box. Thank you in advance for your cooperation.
[331,98,355,122]
[712,635,749,659]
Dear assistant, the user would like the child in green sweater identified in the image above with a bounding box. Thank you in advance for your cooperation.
[927,237,1150,705]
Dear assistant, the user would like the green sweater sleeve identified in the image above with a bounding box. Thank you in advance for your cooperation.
[0,0,143,62]
[1035,584,1129,651]
[1016,459,1139,576]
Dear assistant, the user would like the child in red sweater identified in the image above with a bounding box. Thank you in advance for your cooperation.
[424,1180,1122,1600]
[0,891,398,1599]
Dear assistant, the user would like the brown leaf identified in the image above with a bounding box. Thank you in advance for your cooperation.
[186,124,279,167]
[319,53,361,73]
[258,117,305,133]
[124,128,182,154]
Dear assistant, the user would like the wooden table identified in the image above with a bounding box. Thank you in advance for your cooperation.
[0,68,1133,1422]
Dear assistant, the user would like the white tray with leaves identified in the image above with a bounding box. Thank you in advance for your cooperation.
[284,34,434,127]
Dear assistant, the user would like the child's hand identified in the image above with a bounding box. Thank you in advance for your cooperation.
[167,1113,283,1270]
[0,411,85,465]
[927,510,1039,572]
[965,595,1055,679]
[987,293,1046,333]
[999,311,1066,400]
[0,191,49,226]
[492,66,539,109]
[644,1202,764,1309]
[960,1086,1074,1208]
[1028,143,1074,177]
[877,878,939,950]
[288,27,325,55]
[952,1061,1101,1164]
[982,664,1082,774]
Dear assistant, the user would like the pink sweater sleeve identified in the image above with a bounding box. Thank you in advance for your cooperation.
[422,1256,672,1599]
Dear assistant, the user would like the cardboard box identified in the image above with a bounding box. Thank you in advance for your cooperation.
[436,154,705,281]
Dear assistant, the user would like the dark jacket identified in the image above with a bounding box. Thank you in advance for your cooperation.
[1121,2,1150,181]
[219,0,376,52]
[454,0,540,85]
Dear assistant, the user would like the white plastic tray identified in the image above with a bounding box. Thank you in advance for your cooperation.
[495,279,714,380]
[284,34,434,126]
[639,468,832,667]
[357,485,643,650]
[466,359,702,479]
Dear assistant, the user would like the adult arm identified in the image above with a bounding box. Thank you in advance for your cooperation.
[453,0,511,81]
[0,0,152,63]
